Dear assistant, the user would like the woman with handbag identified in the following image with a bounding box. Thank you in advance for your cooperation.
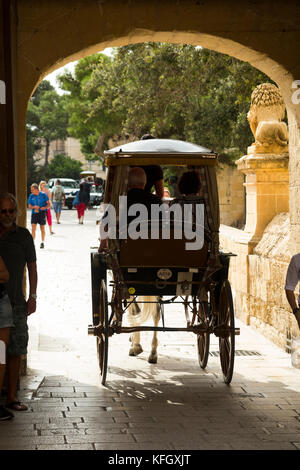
[0,255,14,420]
[73,183,89,224]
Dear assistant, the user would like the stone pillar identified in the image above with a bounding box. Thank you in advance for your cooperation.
[236,153,289,247]
[0,0,17,194]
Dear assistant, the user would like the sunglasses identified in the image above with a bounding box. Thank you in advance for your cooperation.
[0,209,15,215]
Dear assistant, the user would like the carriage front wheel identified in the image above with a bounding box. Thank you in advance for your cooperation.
[218,280,235,384]
[97,279,109,385]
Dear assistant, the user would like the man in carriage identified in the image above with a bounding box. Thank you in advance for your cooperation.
[98,166,163,252]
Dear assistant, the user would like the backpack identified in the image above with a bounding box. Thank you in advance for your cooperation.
[53,185,64,202]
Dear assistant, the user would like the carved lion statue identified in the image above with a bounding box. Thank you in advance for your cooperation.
[247,83,288,154]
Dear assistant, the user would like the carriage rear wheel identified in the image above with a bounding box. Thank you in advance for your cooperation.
[197,301,210,369]
[97,279,109,385]
[218,280,235,384]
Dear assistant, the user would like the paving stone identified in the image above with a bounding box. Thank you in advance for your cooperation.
[256,433,300,442]
[76,422,126,429]
[65,433,135,444]
[37,444,94,450]
[0,443,37,450]
[80,416,116,424]
[35,423,79,430]
[0,436,65,446]
[0,429,38,437]
[48,417,84,424]
[94,443,174,450]
[50,392,86,398]
[40,428,86,436]
[64,410,127,418]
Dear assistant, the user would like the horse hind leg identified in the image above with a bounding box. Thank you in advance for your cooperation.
[129,331,143,356]
[128,297,143,357]
[148,300,160,364]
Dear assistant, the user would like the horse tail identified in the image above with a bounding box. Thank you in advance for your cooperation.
[129,296,158,324]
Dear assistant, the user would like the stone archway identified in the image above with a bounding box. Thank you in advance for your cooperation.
[1,0,300,351]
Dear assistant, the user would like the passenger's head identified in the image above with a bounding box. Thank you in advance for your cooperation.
[0,192,18,228]
[39,180,47,191]
[141,134,155,140]
[178,171,201,196]
[128,167,147,189]
[163,187,171,198]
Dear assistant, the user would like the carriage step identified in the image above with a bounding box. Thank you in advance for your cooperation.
[88,325,95,336]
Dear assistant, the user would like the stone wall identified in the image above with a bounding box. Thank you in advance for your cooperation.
[220,213,298,351]
[217,164,245,228]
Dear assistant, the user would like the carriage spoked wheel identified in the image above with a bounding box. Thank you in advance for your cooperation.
[197,301,210,369]
[218,280,235,384]
[96,279,109,385]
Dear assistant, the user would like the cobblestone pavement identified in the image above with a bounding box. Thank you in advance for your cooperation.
[0,208,299,450]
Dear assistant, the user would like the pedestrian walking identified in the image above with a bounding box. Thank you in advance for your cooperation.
[285,253,300,330]
[27,183,50,249]
[39,181,54,235]
[0,254,14,420]
[0,193,37,414]
[51,179,65,224]
[73,183,89,224]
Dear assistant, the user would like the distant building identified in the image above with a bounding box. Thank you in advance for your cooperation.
[34,137,107,180]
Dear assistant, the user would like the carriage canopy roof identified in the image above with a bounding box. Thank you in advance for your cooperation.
[104,139,217,166]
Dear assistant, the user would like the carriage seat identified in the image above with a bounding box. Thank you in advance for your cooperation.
[119,220,209,268]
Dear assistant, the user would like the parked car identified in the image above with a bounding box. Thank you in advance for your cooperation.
[89,183,104,207]
[48,178,79,210]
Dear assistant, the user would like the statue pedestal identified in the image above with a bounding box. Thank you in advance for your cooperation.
[236,153,289,246]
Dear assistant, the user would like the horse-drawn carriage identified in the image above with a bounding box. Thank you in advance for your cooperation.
[88,138,239,385]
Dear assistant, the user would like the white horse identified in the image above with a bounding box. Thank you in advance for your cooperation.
[127,296,161,363]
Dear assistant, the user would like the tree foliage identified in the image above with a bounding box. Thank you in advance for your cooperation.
[58,43,273,164]
[45,154,82,180]
[57,54,119,162]
[27,80,69,166]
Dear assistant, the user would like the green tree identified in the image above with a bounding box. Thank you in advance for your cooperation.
[26,126,43,192]
[57,53,118,163]
[27,80,69,166]
[45,154,82,180]
[58,43,273,163]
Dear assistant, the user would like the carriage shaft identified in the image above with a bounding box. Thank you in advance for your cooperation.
[88,324,240,336]
[116,326,199,333]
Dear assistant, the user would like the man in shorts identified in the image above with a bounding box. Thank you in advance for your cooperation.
[51,179,65,224]
[0,193,37,414]
[28,183,50,249]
